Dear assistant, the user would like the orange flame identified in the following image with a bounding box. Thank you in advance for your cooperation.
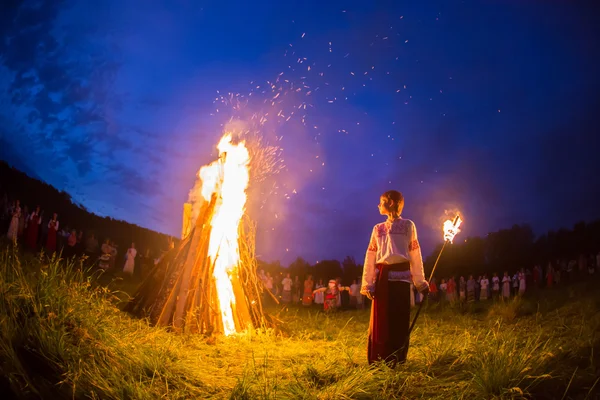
[443,214,462,243]
[199,134,250,336]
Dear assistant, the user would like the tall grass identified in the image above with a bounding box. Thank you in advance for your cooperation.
[0,245,599,399]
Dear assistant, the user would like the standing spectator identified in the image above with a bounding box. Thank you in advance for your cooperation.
[512,272,519,296]
[99,239,112,270]
[447,277,457,304]
[85,233,99,259]
[123,243,137,275]
[302,275,315,306]
[281,273,292,303]
[292,276,301,304]
[26,206,42,250]
[76,230,84,255]
[458,276,466,302]
[6,200,20,243]
[46,213,59,253]
[492,273,500,299]
[546,263,554,288]
[502,271,511,299]
[466,275,475,302]
[314,279,324,305]
[518,269,526,295]
[66,229,77,258]
[480,275,489,301]
[18,205,28,238]
[348,279,361,309]
[428,278,438,302]
[439,278,448,302]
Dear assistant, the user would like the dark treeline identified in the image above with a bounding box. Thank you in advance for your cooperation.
[424,222,600,279]
[2,160,599,283]
[0,161,173,256]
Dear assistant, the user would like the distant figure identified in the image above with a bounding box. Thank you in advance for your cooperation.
[302,275,314,306]
[313,279,348,313]
[85,233,99,258]
[292,276,301,303]
[123,243,137,275]
[263,272,274,303]
[66,229,77,257]
[502,272,511,299]
[349,279,361,309]
[546,263,553,288]
[281,273,292,303]
[314,279,324,305]
[518,269,526,295]
[480,275,489,300]
[18,205,28,237]
[439,278,447,301]
[459,276,466,301]
[7,200,20,243]
[428,278,438,302]
[45,213,59,253]
[466,275,475,302]
[27,206,42,250]
[99,239,112,270]
[492,273,500,299]
[447,277,456,303]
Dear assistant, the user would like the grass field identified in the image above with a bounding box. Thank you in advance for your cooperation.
[1,246,599,399]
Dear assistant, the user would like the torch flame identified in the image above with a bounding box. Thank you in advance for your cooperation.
[199,133,250,336]
[443,214,462,243]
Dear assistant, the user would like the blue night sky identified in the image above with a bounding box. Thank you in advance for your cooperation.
[1,0,599,264]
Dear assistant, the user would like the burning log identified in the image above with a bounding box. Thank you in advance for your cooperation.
[125,134,273,335]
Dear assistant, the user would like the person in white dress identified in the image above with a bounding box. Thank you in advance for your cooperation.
[314,279,324,304]
[281,273,293,303]
[492,273,500,300]
[7,200,21,243]
[480,275,489,300]
[518,269,526,295]
[123,243,137,275]
[502,272,511,299]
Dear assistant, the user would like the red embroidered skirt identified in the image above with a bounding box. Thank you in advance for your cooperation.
[368,262,411,366]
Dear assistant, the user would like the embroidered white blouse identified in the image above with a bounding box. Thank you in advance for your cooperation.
[360,218,428,294]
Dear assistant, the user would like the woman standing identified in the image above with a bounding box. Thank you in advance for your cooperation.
[26,206,42,250]
[518,269,526,295]
[7,200,21,243]
[45,213,59,253]
[302,275,314,306]
[360,190,428,366]
[123,243,137,275]
[314,279,324,305]
[502,272,511,299]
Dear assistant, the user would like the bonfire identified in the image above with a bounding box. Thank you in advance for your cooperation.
[126,133,272,335]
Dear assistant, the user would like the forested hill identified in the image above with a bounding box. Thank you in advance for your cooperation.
[0,160,174,255]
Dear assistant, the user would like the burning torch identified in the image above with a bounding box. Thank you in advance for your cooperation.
[408,213,462,335]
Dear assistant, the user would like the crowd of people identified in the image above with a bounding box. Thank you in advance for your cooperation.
[430,255,599,304]
[257,253,600,313]
[258,271,365,312]
[0,194,160,278]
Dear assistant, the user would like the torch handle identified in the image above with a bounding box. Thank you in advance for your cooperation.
[408,238,449,335]
[428,239,448,282]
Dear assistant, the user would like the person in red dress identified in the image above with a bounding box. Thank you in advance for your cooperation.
[26,206,42,250]
[361,190,429,366]
[46,213,59,253]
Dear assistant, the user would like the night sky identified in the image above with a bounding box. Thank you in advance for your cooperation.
[1,0,599,264]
